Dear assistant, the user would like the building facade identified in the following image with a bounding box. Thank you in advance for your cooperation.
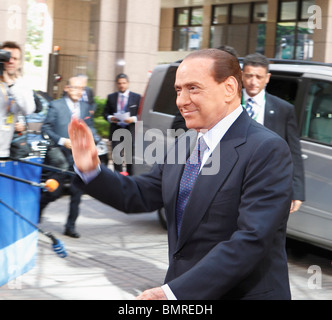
[159,0,332,64]
[0,0,331,97]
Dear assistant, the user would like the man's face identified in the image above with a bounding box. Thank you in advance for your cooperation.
[65,78,84,102]
[3,47,21,77]
[117,78,129,93]
[242,65,271,97]
[175,57,232,131]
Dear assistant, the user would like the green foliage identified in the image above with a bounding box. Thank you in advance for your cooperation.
[94,96,107,117]
[93,96,109,138]
[94,117,109,138]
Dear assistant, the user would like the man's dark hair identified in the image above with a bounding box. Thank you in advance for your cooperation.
[116,73,129,82]
[0,41,22,53]
[243,53,270,72]
[217,45,238,58]
[185,48,242,96]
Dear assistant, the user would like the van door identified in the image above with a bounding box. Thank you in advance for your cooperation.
[287,78,332,249]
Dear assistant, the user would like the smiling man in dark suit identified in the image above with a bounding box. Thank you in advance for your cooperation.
[103,73,141,175]
[242,53,305,213]
[68,49,293,300]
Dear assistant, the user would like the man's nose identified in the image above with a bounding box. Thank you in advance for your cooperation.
[176,90,190,107]
[251,76,259,86]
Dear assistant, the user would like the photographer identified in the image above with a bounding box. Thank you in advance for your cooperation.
[0,41,35,159]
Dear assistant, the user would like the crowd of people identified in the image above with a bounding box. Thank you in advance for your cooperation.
[0,40,143,238]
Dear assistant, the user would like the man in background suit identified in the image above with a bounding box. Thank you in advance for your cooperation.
[41,76,96,238]
[68,49,294,300]
[103,73,141,175]
[76,74,96,114]
[242,53,305,213]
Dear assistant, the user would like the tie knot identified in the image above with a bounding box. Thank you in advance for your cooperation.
[188,136,208,165]
[198,136,208,153]
[246,98,255,118]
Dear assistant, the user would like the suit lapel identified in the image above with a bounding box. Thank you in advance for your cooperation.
[64,98,73,118]
[112,93,119,114]
[126,92,138,113]
[264,94,275,129]
[163,130,197,242]
[175,111,249,252]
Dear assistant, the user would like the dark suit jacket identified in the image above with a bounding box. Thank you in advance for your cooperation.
[74,110,293,300]
[264,93,305,201]
[83,86,96,112]
[103,91,141,139]
[42,97,95,163]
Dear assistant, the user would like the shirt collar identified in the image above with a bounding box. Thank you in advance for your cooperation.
[119,90,130,98]
[65,97,79,110]
[243,89,266,106]
[199,105,243,153]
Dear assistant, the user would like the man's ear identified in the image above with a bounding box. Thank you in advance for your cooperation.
[266,72,271,85]
[224,76,238,102]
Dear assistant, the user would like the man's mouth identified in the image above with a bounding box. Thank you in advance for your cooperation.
[182,109,198,117]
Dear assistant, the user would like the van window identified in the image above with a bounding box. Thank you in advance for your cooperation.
[153,66,178,116]
[267,76,298,105]
[302,80,332,145]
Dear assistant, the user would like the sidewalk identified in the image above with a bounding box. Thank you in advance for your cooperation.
[0,194,169,300]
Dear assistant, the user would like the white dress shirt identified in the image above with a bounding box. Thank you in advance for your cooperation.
[58,98,80,146]
[242,89,266,125]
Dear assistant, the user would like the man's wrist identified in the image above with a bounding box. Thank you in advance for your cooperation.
[74,164,101,184]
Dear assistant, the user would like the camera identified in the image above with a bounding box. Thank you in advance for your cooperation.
[0,49,11,76]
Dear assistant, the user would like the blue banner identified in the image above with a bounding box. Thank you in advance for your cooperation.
[0,158,42,287]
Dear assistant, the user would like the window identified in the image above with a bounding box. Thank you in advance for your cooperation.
[302,80,332,145]
[231,3,251,24]
[173,7,203,51]
[153,66,178,116]
[210,2,267,56]
[212,5,228,24]
[191,7,203,25]
[279,0,298,21]
[253,3,268,22]
[275,0,315,60]
[175,8,189,25]
[267,76,299,106]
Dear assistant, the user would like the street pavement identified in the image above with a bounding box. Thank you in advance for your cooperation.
[0,193,331,300]
[0,194,169,300]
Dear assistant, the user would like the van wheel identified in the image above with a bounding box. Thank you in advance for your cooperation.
[158,208,167,230]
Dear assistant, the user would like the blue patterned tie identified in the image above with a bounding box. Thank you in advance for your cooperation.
[246,98,255,118]
[120,94,126,112]
[176,136,208,236]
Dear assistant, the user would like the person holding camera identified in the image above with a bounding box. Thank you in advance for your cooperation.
[0,41,35,159]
